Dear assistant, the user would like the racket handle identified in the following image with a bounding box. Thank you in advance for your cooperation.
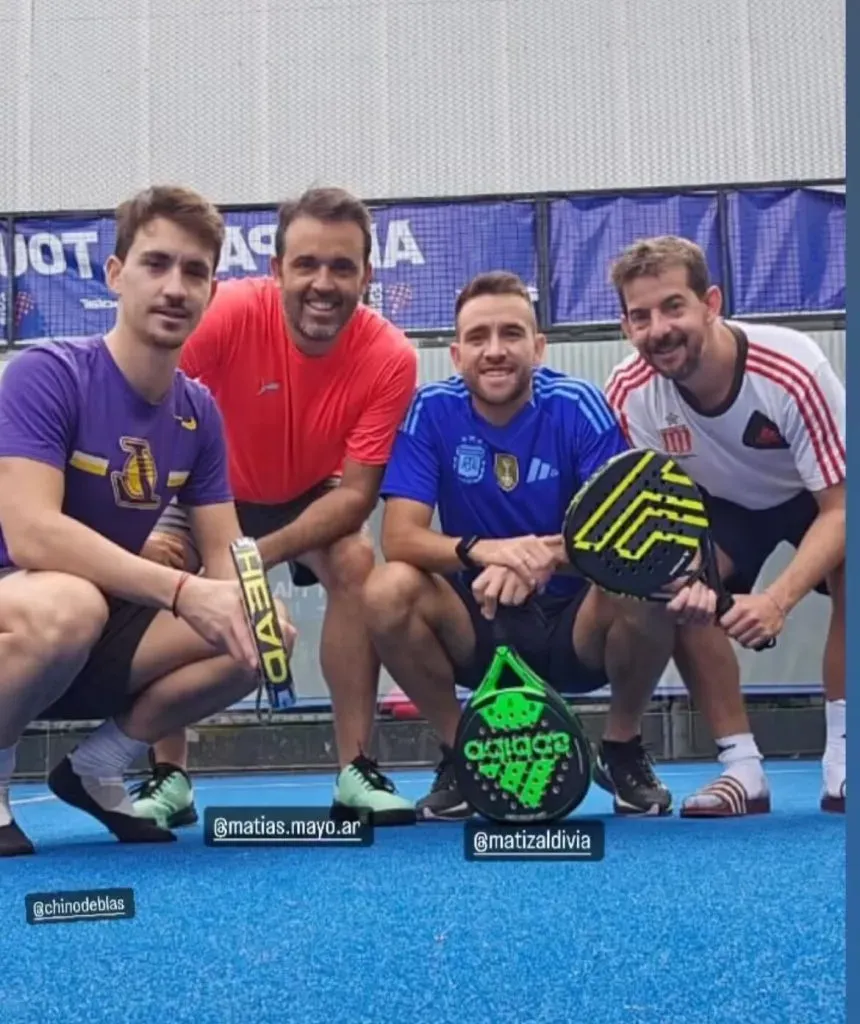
[715,591,776,651]
[491,618,511,647]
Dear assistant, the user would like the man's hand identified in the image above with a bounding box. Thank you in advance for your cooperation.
[174,575,297,672]
[141,532,189,569]
[719,591,786,649]
[472,565,534,620]
[665,581,718,626]
[470,536,560,589]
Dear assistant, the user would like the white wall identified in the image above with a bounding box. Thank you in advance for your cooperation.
[0,0,845,213]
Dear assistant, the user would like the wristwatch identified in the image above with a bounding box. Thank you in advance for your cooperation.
[455,535,481,570]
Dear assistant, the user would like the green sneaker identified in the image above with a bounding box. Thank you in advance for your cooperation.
[131,762,198,829]
[331,755,416,826]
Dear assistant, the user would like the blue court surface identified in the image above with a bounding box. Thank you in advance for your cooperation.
[3,760,845,1024]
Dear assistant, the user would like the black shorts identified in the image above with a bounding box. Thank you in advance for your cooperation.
[448,575,608,697]
[236,478,340,587]
[38,597,160,722]
[703,488,828,595]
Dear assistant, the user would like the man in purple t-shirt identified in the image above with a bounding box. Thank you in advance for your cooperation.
[0,185,295,857]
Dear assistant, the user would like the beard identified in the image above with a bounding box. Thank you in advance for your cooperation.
[284,289,356,348]
[642,329,702,380]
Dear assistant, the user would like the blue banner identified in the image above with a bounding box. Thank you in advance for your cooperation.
[0,186,845,344]
[548,192,723,324]
[0,201,537,343]
[727,187,845,315]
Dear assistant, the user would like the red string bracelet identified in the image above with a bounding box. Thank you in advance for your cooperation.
[172,572,191,617]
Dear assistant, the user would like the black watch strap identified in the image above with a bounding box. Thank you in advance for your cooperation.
[455,535,481,569]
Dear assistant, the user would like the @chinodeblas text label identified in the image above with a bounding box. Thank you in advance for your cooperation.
[465,821,605,861]
[26,888,136,925]
[204,807,374,847]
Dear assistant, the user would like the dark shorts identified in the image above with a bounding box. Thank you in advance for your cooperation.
[39,597,160,722]
[236,477,340,587]
[703,488,828,595]
[0,568,158,721]
[447,575,609,697]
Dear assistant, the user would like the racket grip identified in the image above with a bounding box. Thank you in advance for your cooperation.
[715,592,776,651]
[491,618,511,647]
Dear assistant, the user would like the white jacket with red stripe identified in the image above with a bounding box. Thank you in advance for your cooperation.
[604,320,846,510]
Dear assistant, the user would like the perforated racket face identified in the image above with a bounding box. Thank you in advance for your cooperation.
[453,686,592,824]
[563,449,709,599]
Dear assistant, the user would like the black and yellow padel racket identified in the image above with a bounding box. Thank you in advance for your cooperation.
[229,538,297,717]
[452,620,593,824]
[561,448,775,649]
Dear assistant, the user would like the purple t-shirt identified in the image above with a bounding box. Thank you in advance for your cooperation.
[0,336,233,570]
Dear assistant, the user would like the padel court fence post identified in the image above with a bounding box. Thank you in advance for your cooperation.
[534,198,553,333]
[716,190,735,318]
[3,214,15,348]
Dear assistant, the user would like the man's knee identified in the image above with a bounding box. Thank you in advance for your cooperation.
[362,562,429,633]
[323,532,376,593]
[4,575,108,664]
[578,587,673,658]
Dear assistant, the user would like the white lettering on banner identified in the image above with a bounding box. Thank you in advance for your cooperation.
[370,219,425,269]
[248,224,277,259]
[217,219,426,273]
[382,220,425,268]
[28,234,66,275]
[0,231,100,279]
[217,225,261,274]
[0,220,425,279]
[61,232,98,279]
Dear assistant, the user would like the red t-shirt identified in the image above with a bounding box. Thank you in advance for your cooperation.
[179,276,418,504]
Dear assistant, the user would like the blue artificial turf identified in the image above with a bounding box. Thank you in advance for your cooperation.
[1,761,845,1024]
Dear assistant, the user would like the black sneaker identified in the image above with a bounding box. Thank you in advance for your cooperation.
[0,820,35,857]
[415,745,474,822]
[593,736,672,816]
[48,756,176,843]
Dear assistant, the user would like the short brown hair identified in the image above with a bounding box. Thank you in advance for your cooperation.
[114,185,225,268]
[275,186,373,263]
[610,236,711,312]
[454,271,535,320]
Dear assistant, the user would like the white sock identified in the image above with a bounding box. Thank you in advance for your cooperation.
[716,733,767,791]
[824,699,846,761]
[823,700,846,794]
[69,721,149,815]
[683,733,767,809]
[0,744,17,828]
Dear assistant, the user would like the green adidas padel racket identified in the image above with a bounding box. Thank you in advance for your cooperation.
[452,619,593,824]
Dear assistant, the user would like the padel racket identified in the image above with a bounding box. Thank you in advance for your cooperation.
[229,538,297,717]
[561,448,775,649]
[452,620,593,824]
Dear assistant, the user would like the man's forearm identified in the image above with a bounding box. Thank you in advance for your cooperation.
[9,512,185,609]
[768,508,845,612]
[202,550,239,581]
[382,526,465,575]
[257,487,372,568]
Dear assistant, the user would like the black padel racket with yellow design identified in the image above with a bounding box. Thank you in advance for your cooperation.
[452,622,593,824]
[561,448,775,649]
[229,538,297,717]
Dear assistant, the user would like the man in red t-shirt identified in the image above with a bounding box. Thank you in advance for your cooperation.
[132,187,418,826]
